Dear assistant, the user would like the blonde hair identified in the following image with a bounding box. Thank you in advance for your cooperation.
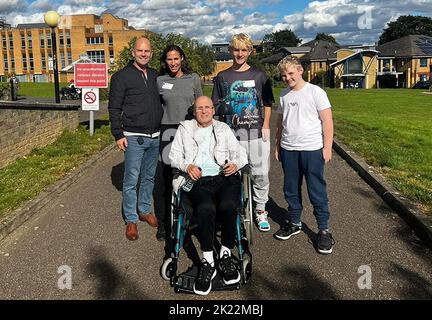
[277,56,303,73]
[229,33,253,51]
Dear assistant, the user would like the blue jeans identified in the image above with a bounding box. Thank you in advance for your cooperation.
[123,136,159,223]
[280,148,330,230]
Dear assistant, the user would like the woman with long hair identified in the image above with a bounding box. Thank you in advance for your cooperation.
[154,44,203,244]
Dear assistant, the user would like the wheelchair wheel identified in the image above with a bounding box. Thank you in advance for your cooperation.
[242,255,252,283]
[242,172,254,246]
[160,257,175,281]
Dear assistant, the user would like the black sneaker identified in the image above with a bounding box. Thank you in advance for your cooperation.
[317,230,335,254]
[218,252,240,285]
[274,223,302,240]
[193,258,216,295]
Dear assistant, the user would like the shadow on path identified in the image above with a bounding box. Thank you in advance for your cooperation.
[111,162,124,191]
[242,266,341,299]
[86,246,149,300]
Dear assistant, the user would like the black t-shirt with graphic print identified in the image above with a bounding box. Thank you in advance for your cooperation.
[211,66,274,141]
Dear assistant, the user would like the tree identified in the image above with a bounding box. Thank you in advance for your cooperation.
[111,32,215,76]
[262,29,301,53]
[315,33,338,44]
[378,15,432,45]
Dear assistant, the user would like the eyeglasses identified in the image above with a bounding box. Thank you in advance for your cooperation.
[195,106,214,112]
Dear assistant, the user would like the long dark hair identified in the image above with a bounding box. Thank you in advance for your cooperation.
[159,44,192,75]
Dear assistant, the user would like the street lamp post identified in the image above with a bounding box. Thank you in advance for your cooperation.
[44,11,61,104]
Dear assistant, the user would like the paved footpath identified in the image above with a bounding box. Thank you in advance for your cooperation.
[0,121,431,300]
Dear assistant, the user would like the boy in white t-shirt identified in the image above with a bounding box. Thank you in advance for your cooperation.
[274,56,335,254]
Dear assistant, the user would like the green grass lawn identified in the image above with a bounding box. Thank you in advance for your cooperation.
[17,82,70,98]
[0,117,114,219]
[328,89,432,215]
[204,84,432,215]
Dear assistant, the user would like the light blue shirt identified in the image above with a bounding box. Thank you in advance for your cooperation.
[194,126,220,177]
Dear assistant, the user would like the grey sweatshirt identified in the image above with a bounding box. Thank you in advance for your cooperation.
[157,73,203,125]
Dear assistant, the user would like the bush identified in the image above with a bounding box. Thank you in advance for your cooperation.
[99,87,109,101]
[0,82,10,99]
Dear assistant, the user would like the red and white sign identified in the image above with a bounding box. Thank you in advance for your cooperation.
[74,63,108,88]
[81,88,99,111]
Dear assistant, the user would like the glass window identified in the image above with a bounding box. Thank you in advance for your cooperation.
[86,50,105,63]
[382,59,390,71]
[9,34,13,49]
[67,51,72,65]
[66,31,71,47]
[40,32,45,48]
[2,35,6,49]
[29,53,34,70]
[47,32,51,48]
[346,56,363,74]
[21,33,25,48]
[60,52,65,68]
[41,54,46,69]
[420,58,427,68]
[22,53,27,70]
[86,36,104,44]
[109,49,114,64]
[27,32,32,49]
[3,57,8,71]
[10,57,15,70]
[59,32,64,46]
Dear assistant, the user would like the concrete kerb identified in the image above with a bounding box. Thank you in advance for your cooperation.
[0,142,116,242]
[333,138,432,248]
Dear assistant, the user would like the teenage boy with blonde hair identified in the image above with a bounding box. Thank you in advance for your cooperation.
[212,33,274,232]
[274,56,335,254]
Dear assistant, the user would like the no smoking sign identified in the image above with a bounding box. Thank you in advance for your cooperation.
[81,88,99,111]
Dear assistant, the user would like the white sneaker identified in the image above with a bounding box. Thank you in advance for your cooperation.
[255,209,270,232]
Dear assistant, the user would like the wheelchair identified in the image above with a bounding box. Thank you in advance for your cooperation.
[160,167,254,294]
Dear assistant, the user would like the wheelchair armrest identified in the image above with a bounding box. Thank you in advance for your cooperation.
[240,164,251,175]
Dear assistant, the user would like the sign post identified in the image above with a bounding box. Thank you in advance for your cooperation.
[74,63,108,136]
[81,88,100,136]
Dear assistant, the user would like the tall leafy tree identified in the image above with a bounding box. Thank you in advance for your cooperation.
[378,15,432,45]
[111,32,215,76]
[262,29,302,53]
[315,33,338,44]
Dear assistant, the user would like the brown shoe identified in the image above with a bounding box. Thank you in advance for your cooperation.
[126,222,139,241]
[139,213,158,227]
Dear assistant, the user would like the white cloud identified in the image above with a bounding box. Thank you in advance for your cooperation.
[218,11,235,24]
[0,0,26,14]
[3,0,432,45]
[12,13,46,25]
[29,0,54,11]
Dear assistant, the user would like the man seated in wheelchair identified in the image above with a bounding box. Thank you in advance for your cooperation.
[169,96,248,295]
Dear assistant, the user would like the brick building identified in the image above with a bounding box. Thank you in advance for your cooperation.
[0,13,149,83]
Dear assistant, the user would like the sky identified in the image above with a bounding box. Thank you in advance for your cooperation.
[1,0,432,45]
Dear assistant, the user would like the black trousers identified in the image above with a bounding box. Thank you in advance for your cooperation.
[153,124,179,232]
[182,174,241,252]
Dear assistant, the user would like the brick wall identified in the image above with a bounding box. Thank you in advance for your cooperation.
[0,102,79,169]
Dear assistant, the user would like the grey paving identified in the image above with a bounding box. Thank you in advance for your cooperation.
[0,118,431,300]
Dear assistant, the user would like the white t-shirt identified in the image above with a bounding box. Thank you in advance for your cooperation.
[194,125,220,177]
[277,83,331,151]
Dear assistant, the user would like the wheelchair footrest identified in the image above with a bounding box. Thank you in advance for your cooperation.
[173,264,241,294]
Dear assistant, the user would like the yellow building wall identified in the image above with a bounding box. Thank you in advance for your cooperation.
[0,14,149,82]
[307,61,329,82]
[336,49,355,61]
[208,61,233,80]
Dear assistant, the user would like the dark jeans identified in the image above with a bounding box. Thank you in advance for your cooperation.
[153,124,179,232]
[182,174,241,252]
[280,148,330,230]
